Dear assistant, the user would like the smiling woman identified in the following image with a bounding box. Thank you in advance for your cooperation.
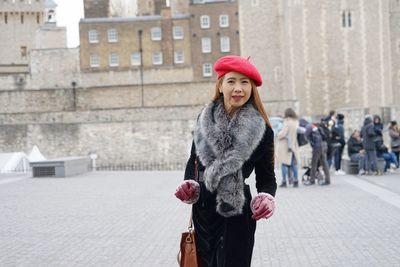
[174,55,277,267]
[218,72,252,115]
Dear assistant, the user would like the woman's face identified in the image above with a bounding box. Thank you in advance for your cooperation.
[353,130,360,139]
[219,72,252,113]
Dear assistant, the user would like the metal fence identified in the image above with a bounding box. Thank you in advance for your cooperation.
[96,162,186,171]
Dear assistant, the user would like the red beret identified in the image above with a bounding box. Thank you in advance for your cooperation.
[214,55,263,86]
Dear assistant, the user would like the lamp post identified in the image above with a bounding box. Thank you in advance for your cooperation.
[138,29,144,107]
[71,81,77,110]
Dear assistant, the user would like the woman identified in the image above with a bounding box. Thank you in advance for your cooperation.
[276,108,300,187]
[347,129,366,175]
[389,121,400,165]
[174,55,277,267]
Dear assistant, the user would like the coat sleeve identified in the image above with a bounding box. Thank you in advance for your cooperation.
[254,126,277,196]
[277,120,289,140]
[184,141,197,180]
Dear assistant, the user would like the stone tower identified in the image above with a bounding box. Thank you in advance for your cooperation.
[84,0,111,18]
[240,0,396,117]
[0,0,45,73]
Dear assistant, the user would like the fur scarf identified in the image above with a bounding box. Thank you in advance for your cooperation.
[194,99,266,217]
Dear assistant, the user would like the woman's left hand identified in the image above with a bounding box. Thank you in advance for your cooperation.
[250,193,275,221]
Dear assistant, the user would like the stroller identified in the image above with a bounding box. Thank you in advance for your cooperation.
[301,158,325,184]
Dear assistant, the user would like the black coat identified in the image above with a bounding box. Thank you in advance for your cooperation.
[184,125,276,267]
[361,119,376,151]
[347,136,363,157]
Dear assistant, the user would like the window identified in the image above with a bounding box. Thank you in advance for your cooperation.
[90,54,100,68]
[219,15,229,28]
[20,46,27,57]
[131,52,141,66]
[152,52,163,65]
[88,30,99,43]
[107,29,118,43]
[36,12,39,24]
[174,51,184,64]
[220,36,230,52]
[342,10,352,28]
[21,13,24,24]
[173,26,184,40]
[5,12,8,24]
[203,63,212,77]
[151,27,162,41]
[201,37,211,53]
[109,53,119,67]
[200,15,210,29]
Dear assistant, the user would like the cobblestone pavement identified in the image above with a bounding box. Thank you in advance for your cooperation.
[0,170,400,267]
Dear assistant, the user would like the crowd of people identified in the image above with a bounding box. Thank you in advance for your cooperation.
[276,109,400,187]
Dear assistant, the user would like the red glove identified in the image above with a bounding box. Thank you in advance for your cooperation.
[250,193,275,221]
[174,180,200,204]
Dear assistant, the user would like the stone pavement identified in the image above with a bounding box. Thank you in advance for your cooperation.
[0,170,400,267]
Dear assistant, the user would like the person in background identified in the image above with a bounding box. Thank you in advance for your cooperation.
[175,55,276,267]
[323,111,336,169]
[276,108,300,188]
[304,122,331,185]
[373,115,399,173]
[361,115,378,175]
[332,113,346,175]
[389,121,400,165]
[347,129,366,175]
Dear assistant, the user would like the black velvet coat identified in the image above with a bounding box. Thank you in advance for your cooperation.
[184,125,277,267]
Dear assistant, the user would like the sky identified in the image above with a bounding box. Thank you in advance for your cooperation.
[54,0,84,48]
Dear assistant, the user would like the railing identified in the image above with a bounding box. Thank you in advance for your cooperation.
[96,162,186,171]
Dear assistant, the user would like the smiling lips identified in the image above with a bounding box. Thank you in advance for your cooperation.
[232,95,244,101]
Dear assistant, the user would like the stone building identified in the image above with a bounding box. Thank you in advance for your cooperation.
[0,0,66,89]
[189,0,240,81]
[79,9,192,74]
[80,0,239,83]
[239,0,399,118]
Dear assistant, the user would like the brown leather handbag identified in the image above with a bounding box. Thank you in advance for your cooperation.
[177,214,201,267]
[178,159,201,267]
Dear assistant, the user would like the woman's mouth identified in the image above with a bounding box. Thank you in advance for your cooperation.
[232,96,243,102]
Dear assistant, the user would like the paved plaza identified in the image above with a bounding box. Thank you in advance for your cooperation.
[0,170,400,267]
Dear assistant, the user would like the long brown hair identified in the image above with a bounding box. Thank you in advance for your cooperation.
[211,77,271,128]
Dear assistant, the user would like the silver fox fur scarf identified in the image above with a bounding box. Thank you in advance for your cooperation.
[194,99,266,217]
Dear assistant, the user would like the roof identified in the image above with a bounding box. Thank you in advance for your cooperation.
[80,14,191,24]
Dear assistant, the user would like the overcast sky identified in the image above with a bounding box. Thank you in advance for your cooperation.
[54,0,84,48]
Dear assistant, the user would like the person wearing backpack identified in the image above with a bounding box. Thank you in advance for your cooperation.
[332,113,346,175]
[304,121,331,185]
[361,115,378,175]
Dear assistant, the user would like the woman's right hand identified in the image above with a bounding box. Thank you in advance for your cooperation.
[174,180,200,204]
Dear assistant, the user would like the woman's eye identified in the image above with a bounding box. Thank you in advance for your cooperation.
[227,81,235,84]
[242,80,249,84]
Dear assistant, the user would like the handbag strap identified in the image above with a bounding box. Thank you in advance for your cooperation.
[188,159,198,233]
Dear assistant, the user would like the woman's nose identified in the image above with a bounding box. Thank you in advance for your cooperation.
[234,83,243,92]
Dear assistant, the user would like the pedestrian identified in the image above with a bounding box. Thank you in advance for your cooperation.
[374,116,399,172]
[332,113,346,175]
[361,115,378,175]
[174,55,277,267]
[304,121,331,185]
[276,108,300,188]
[347,129,366,175]
[389,120,400,165]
